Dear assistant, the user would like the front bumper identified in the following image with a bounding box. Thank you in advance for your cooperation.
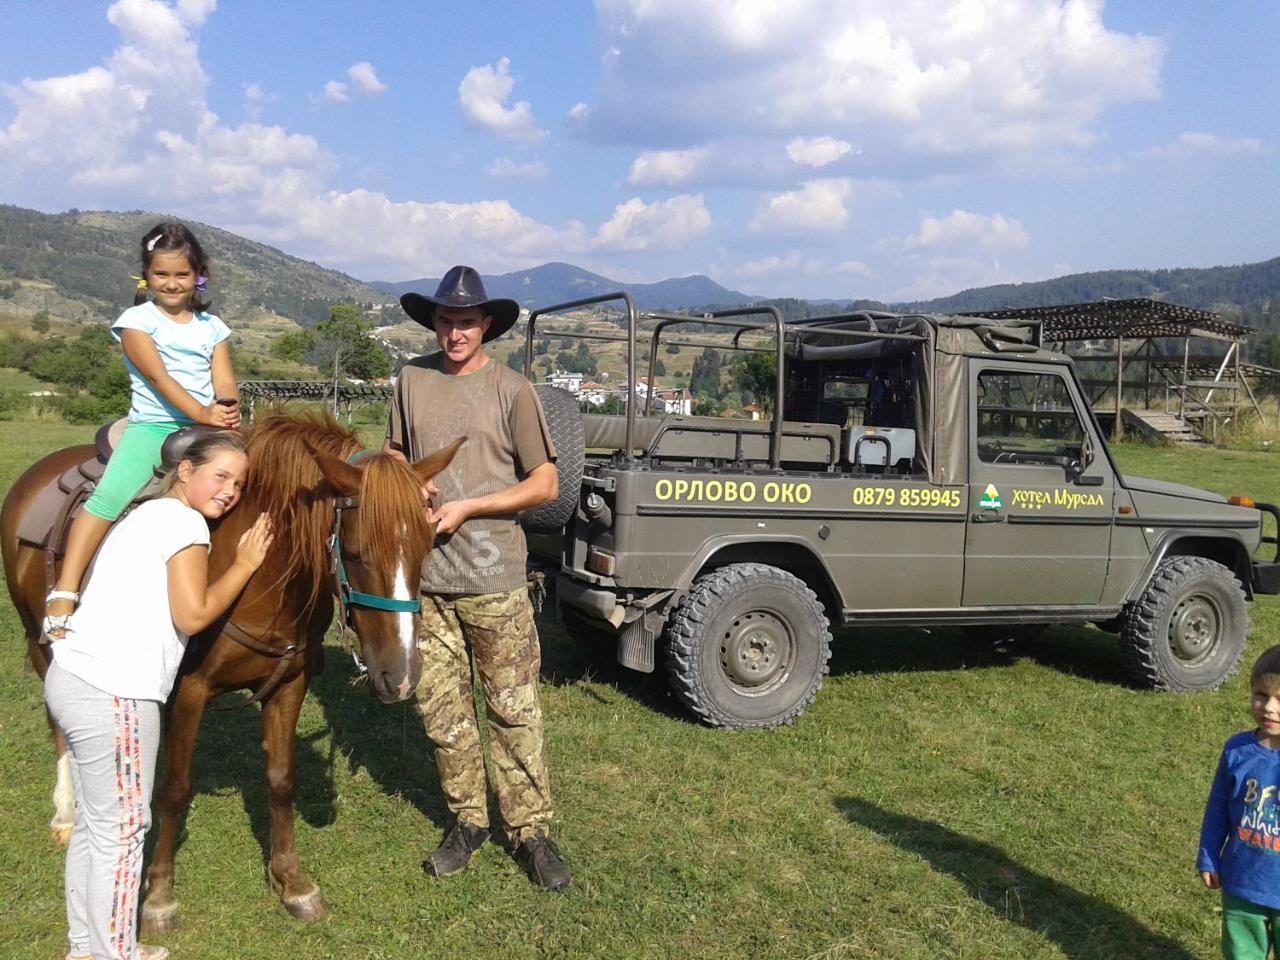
[557,577,620,624]
[1254,502,1280,595]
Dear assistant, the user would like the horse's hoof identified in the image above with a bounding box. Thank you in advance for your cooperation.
[49,824,73,847]
[283,884,326,922]
[140,899,180,935]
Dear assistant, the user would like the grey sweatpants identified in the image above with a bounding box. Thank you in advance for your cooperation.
[45,660,160,960]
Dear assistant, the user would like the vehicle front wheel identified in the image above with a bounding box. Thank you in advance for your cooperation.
[1120,556,1247,691]
[665,563,831,729]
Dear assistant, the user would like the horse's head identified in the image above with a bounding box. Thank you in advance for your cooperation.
[305,437,464,703]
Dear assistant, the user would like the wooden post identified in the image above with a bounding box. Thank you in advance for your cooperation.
[332,348,341,417]
[1114,329,1124,440]
[1180,337,1190,422]
[1143,339,1152,411]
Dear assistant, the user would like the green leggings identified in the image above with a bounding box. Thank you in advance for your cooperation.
[1222,891,1280,960]
[83,421,183,521]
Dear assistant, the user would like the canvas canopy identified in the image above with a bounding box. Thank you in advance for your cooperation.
[785,313,1069,483]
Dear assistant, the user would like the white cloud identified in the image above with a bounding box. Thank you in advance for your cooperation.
[749,179,853,233]
[585,0,1163,158]
[727,249,875,291]
[892,255,1021,302]
[458,57,546,142]
[346,61,386,96]
[831,259,873,277]
[0,1,580,279]
[593,195,712,251]
[786,136,853,168]
[902,209,1029,253]
[316,62,387,105]
[734,252,806,280]
[1144,131,1270,161]
[322,80,349,104]
[627,147,712,187]
[488,157,550,179]
[243,82,269,119]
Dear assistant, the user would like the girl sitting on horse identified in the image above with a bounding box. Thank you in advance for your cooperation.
[44,429,272,960]
[44,222,241,640]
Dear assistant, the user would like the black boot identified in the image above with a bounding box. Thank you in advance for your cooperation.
[423,822,490,878]
[514,832,571,891]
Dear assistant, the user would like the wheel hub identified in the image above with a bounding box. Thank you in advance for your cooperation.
[720,610,792,692]
[1168,595,1220,664]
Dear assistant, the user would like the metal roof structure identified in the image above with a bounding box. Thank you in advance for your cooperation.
[962,297,1253,343]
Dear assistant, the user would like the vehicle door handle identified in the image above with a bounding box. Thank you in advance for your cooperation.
[971,512,1003,523]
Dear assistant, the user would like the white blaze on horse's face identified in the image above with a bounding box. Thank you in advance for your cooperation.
[392,560,416,700]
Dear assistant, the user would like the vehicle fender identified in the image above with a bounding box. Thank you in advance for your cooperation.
[1125,529,1257,603]
[673,534,844,614]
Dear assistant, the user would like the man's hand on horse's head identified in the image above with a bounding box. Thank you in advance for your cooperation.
[427,499,470,536]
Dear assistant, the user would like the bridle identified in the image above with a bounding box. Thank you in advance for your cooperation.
[328,450,423,677]
[219,449,423,706]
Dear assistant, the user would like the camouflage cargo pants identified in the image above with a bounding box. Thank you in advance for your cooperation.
[414,586,553,842]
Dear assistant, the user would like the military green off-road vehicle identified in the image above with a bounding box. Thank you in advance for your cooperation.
[520,295,1280,729]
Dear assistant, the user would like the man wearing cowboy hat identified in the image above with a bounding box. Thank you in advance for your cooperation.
[384,265,570,891]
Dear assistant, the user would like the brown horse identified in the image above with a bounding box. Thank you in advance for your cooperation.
[1,411,461,930]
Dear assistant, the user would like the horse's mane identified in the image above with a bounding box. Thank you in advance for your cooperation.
[242,411,433,612]
[355,453,433,579]
[243,412,361,610]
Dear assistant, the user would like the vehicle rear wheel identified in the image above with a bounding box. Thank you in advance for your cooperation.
[521,385,584,533]
[1120,556,1247,691]
[665,563,831,729]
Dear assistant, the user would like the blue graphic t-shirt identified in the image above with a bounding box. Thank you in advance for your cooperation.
[1198,730,1280,909]
[112,301,230,424]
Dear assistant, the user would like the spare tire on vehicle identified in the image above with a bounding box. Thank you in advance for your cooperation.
[521,384,585,533]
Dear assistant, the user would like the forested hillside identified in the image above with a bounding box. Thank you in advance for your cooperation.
[0,205,388,327]
[899,260,1280,320]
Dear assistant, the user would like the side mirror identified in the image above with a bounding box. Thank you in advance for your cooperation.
[1065,457,1105,486]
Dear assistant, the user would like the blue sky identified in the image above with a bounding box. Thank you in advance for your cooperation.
[0,0,1276,301]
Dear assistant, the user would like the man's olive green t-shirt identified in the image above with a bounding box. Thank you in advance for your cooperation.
[387,353,556,595]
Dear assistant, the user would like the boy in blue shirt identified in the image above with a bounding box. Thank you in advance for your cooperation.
[1199,644,1280,959]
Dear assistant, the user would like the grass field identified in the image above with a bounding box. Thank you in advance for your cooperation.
[1,419,1277,959]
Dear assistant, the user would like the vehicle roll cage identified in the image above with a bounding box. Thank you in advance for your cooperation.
[526,293,927,470]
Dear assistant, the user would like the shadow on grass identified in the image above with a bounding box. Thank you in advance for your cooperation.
[535,601,1133,727]
[308,650,451,833]
[835,797,1195,960]
[535,606,689,724]
[828,623,1133,689]
[150,690,337,876]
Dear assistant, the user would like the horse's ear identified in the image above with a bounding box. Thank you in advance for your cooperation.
[302,438,362,497]
[411,436,465,483]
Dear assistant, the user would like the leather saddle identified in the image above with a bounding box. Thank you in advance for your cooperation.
[16,420,224,558]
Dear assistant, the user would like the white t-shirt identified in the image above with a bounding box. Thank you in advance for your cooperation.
[54,498,210,702]
[112,301,231,424]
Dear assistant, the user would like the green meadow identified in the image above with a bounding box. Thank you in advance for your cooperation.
[1,416,1277,959]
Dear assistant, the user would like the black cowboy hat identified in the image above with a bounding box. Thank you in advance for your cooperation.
[399,265,520,342]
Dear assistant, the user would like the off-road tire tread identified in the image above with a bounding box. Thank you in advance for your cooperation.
[522,385,584,533]
[1119,555,1247,692]
[665,563,831,730]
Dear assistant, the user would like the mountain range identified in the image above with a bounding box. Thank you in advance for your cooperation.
[1,205,1276,334]
[369,262,754,312]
